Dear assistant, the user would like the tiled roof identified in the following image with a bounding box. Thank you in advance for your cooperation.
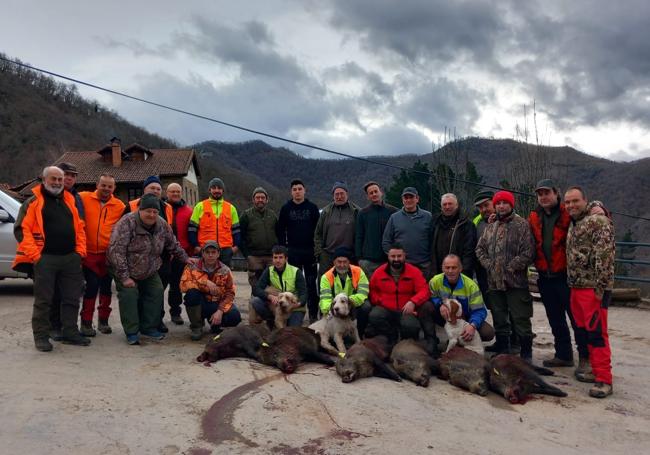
[52,148,200,185]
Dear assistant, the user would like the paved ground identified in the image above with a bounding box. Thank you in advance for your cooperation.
[1,272,650,455]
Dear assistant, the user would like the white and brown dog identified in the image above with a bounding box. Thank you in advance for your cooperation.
[253,286,301,329]
[309,293,360,355]
[442,298,484,354]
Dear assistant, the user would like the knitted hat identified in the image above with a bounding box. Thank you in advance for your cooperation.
[493,190,515,208]
[208,177,225,189]
[142,175,161,190]
[138,193,160,211]
[333,246,353,261]
[252,186,268,198]
[331,181,348,194]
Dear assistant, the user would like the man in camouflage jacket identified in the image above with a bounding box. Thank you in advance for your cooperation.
[108,194,192,345]
[565,186,615,398]
[476,190,535,359]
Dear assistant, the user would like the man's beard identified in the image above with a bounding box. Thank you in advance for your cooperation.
[335,267,348,275]
[390,260,404,270]
[44,184,63,195]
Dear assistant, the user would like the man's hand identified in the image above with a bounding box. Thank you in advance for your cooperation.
[461,324,476,341]
[205,281,219,294]
[439,304,450,321]
[268,295,279,307]
[232,246,239,254]
[402,301,416,316]
[590,205,606,216]
[186,257,199,266]
[487,213,497,224]
[122,278,136,288]
[193,246,202,255]
[210,309,223,326]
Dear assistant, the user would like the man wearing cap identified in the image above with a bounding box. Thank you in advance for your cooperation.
[366,243,433,349]
[472,189,495,304]
[355,181,397,278]
[565,186,615,398]
[161,182,194,326]
[48,162,86,340]
[382,187,433,279]
[240,187,278,291]
[180,241,240,341]
[276,179,320,322]
[250,245,307,328]
[319,247,370,336]
[314,181,360,282]
[431,193,477,278]
[108,193,194,345]
[189,177,240,268]
[476,191,535,360]
[528,179,588,370]
[77,174,125,337]
[13,166,90,352]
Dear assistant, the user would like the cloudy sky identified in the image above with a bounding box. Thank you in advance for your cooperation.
[3,0,650,160]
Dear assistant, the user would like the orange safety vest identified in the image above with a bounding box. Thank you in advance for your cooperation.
[13,185,86,272]
[324,265,363,290]
[80,191,125,254]
[129,198,173,225]
[197,199,234,248]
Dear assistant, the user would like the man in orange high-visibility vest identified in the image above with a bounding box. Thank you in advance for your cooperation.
[188,177,240,267]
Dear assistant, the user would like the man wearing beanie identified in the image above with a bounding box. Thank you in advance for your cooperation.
[240,187,278,291]
[476,190,535,360]
[318,246,370,336]
[124,175,173,223]
[188,177,241,267]
[108,193,194,345]
[314,181,360,285]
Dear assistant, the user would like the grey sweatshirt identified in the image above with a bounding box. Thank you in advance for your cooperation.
[382,207,433,265]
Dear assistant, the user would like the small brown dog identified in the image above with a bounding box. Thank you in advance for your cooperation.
[442,298,483,354]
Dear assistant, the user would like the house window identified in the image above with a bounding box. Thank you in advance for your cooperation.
[127,187,143,201]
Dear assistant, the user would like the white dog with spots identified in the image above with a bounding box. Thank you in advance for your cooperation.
[309,293,360,355]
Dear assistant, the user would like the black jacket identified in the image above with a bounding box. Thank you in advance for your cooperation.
[431,212,477,277]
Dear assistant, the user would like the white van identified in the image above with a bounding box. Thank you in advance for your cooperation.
[0,189,29,279]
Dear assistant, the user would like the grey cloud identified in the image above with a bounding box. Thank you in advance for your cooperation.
[328,0,506,67]
[397,78,485,133]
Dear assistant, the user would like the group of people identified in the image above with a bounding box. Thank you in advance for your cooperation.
[13,166,616,399]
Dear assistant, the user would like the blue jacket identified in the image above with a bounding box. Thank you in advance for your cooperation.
[429,273,487,327]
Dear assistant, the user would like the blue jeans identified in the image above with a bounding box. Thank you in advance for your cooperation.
[250,296,305,327]
[184,289,241,330]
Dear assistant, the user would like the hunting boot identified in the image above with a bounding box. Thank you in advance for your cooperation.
[485,334,511,354]
[589,382,613,398]
[509,332,521,354]
[97,318,112,334]
[419,315,440,359]
[186,305,204,341]
[80,321,96,337]
[575,357,595,383]
[34,336,53,352]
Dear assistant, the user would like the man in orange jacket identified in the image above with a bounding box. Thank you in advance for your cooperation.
[13,166,89,352]
[78,174,125,336]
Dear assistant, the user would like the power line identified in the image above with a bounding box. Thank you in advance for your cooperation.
[2,54,649,222]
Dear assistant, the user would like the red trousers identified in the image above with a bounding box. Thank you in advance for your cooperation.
[570,288,612,384]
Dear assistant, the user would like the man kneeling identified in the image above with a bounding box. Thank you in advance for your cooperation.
[427,254,495,349]
[180,241,241,340]
[365,244,432,349]
[250,245,307,328]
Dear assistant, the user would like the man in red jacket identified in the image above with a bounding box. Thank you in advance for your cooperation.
[161,183,194,325]
[366,244,432,348]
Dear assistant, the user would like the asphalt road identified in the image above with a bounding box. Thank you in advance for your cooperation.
[1,273,649,455]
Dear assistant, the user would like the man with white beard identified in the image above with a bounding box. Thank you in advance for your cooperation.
[13,166,90,352]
